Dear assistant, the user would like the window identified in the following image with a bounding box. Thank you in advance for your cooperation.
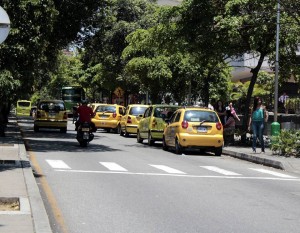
[129,107,148,116]
[184,110,219,123]
[174,112,181,122]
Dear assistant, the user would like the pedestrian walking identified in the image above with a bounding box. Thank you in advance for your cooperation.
[215,100,226,125]
[248,97,269,153]
[227,102,240,121]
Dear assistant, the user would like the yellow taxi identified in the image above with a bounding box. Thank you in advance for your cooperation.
[137,105,180,145]
[120,104,149,137]
[34,100,68,133]
[16,100,31,117]
[92,104,125,133]
[162,107,223,155]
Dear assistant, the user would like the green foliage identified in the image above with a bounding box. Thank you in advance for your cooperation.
[271,130,300,157]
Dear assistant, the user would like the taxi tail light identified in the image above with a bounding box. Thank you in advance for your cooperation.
[63,112,68,119]
[181,120,189,129]
[127,116,132,123]
[216,122,222,130]
[112,112,117,118]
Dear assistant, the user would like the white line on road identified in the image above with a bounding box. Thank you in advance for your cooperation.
[249,168,297,178]
[200,166,241,176]
[99,162,128,171]
[46,160,71,169]
[149,165,186,174]
[54,169,300,182]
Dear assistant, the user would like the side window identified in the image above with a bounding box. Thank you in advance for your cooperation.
[174,112,181,122]
[119,107,125,115]
[144,108,150,117]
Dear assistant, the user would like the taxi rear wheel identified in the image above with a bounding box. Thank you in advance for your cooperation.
[175,138,182,154]
[162,136,168,151]
[148,132,154,146]
[120,127,124,136]
[124,130,129,137]
[34,125,39,132]
[116,124,121,134]
[137,130,143,143]
[215,146,222,156]
[60,127,67,133]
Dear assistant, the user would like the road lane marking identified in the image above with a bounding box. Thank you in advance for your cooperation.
[54,169,300,182]
[149,165,186,174]
[249,168,297,178]
[99,162,128,171]
[200,166,241,176]
[46,160,71,169]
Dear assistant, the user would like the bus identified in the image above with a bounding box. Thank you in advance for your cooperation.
[16,100,32,117]
[61,86,85,115]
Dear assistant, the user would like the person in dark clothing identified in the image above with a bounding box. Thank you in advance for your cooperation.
[215,100,226,125]
[75,100,96,132]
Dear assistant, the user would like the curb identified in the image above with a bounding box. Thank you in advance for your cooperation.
[17,120,53,233]
[222,149,285,170]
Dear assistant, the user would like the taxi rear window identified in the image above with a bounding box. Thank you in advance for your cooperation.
[96,105,116,113]
[18,101,31,107]
[39,102,65,111]
[184,110,219,123]
[129,107,147,116]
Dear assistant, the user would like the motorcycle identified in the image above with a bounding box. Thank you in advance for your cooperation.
[76,122,94,147]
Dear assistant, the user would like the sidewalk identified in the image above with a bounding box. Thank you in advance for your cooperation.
[0,117,300,233]
[0,117,52,233]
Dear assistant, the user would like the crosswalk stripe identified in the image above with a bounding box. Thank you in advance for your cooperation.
[46,160,71,169]
[249,168,297,178]
[99,162,128,172]
[149,165,186,174]
[200,166,241,176]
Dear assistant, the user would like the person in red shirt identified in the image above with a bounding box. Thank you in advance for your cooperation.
[75,100,96,131]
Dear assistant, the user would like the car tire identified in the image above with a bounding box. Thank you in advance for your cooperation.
[175,138,182,154]
[34,125,39,132]
[120,127,124,136]
[124,129,129,137]
[162,136,168,151]
[80,141,88,147]
[148,132,154,146]
[60,127,67,133]
[215,146,222,156]
[116,124,121,134]
[137,130,143,143]
[106,129,111,133]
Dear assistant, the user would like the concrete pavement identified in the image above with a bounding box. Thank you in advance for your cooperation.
[0,117,52,233]
[0,116,299,232]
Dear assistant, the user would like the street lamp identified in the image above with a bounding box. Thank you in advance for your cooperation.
[271,0,281,137]
[0,6,10,44]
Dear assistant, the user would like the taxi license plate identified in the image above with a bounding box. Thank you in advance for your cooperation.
[197,127,207,133]
[49,113,56,117]
[82,128,90,132]
[101,115,108,119]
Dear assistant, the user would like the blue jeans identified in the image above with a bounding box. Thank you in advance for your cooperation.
[251,121,265,152]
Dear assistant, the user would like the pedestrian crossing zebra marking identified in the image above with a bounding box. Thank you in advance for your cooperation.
[149,165,186,174]
[249,168,297,178]
[46,159,299,181]
[99,162,128,172]
[46,160,71,169]
[200,166,241,176]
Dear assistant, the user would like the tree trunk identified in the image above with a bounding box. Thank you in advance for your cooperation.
[241,53,266,142]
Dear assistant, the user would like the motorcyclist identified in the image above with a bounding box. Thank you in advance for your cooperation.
[75,100,96,132]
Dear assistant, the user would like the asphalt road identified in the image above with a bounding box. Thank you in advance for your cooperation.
[19,119,300,233]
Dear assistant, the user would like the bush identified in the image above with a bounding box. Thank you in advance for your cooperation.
[271,130,300,157]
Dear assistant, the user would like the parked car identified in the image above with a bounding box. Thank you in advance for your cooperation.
[34,100,68,133]
[137,105,180,145]
[162,107,223,155]
[120,104,149,137]
[92,104,125,133]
